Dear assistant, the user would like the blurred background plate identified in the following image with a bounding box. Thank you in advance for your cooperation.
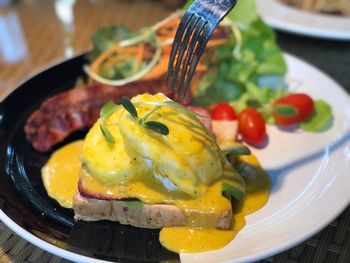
[256,0,350,40]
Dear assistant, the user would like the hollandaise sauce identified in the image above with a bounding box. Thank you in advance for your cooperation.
[159,154,270,253]
[41,140,83,208]
[42,141,270,253]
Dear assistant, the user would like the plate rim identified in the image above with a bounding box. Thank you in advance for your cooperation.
[0,51,87,102]
[225,202,350,263]
[256,0,350,40]
[0,53,349,263]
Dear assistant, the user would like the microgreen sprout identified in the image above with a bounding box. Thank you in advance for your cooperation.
[99,100,118,144]
[100,100,118,121]
[121,96,169,136]
[99,123,115,144]
[121,96,138,119]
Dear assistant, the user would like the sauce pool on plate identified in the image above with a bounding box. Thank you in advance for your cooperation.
[41,140,83,208]
[42,140,270,253]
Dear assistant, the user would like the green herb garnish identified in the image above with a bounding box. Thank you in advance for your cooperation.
[138,106,161,125]
[144,121,169,135]
[223,145,251,156]
[99,123,115,144]
[273,104,298,117]
[100,100,117,121]
[121,200,144,209]
[121,97,169,136]
[122,96,138,119]
[99,101,117,143]
[222,182,244,200]
[100,97,169,137]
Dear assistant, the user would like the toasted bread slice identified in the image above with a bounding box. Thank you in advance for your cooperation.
[74,167,233,229]
[73,191,232,229]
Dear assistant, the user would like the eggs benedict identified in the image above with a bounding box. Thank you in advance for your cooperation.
[42,93,270,253]
[73,93,245,230]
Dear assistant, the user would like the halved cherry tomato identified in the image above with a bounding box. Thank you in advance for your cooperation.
[211,102,237,120]
[238,107,266,145]
[273,93,314,125]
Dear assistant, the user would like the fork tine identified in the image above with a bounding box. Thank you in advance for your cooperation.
[169,15,199,95]
[168,0,237,101]
[172,16,201,98]
[181,25,215,102]
[176,18,206,100]
[166,12,193,91]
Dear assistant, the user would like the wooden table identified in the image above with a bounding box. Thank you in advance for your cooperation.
[0,1,349,262]
[0,0,171,98]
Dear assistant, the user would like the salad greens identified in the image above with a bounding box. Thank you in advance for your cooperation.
[185,0,332,131]
[188,0,287,124]
[88,26,134,61]
[88,26,140,79]
[88,0,332,134]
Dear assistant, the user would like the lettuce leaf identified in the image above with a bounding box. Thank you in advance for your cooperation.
[227,0,258,25]
[193,73,245,106]
[88,26,135,61]
[194,18,287,113]
[300,100,333,132]
[184,0,287,116]
[184,0,258,25]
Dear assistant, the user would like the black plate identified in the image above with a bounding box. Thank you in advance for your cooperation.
[0,55,179,263]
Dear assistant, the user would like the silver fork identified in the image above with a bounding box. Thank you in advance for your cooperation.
[166,0,237,102]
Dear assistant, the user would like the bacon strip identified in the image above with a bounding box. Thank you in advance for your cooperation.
[24,79,171,152]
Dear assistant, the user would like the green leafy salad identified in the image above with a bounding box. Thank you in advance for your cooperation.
[185,0,332,135]
[85,0,333,146]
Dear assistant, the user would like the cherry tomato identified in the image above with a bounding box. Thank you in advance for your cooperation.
[211,102,237,120]
[238,108,266,145]
[273,93,314,125]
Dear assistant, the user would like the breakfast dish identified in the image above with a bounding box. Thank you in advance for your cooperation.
[0,50,349,263]
[24,3,335,253]
[41,92,270,253]
[0,0,349,262]
[257,0,350,40]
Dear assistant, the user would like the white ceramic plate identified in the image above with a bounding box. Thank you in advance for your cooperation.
[256,0,350,40]
[1,53,350,263]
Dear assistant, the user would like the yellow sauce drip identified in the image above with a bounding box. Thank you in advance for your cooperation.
[42,141,270,253]
[159,154,270,253]
[159,215,245,253]
[41,140,83,208]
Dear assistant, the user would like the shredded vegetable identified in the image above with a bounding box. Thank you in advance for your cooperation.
[84,46,162,86]
[85,11,227,86]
